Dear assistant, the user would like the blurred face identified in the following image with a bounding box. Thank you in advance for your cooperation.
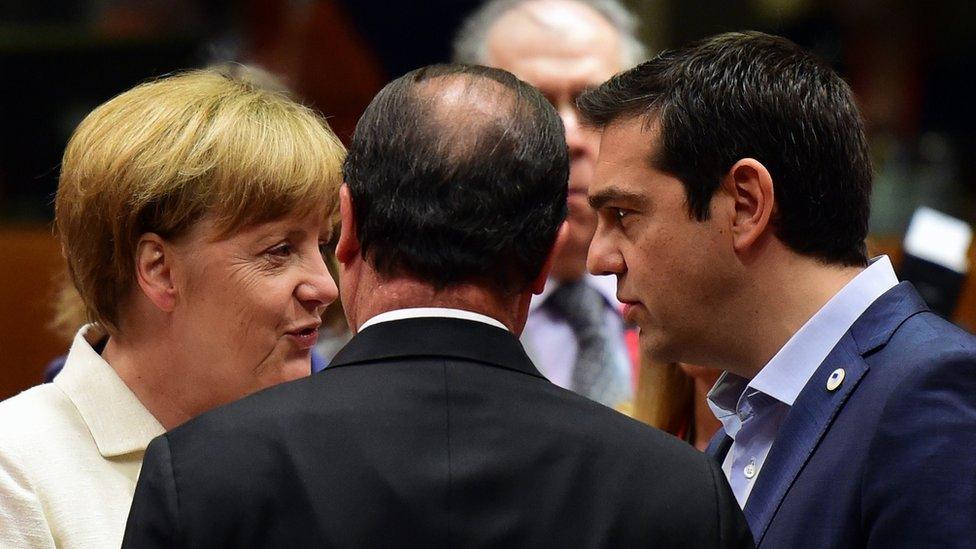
[485,0,621,281]
[587,117,737,365]
[168,207,338,407]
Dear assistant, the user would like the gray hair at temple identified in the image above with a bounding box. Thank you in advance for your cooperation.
[453,0,648,68]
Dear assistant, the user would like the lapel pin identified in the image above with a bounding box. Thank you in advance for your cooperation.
[826,368,845,391]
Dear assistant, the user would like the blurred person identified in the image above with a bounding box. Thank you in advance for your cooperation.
[122,64,752,548]
[0,68,345,548]
[581,31,976,547]
[41,269,87,382]
[634,362,723,451]
[313,243,353,361]
[453,0,648,408]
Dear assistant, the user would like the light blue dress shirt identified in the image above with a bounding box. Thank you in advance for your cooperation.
[707,256,899,508]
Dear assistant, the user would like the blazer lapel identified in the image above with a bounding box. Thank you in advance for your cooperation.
[705,431,733,463]
[743,333,868,544]
[743,282,929,545]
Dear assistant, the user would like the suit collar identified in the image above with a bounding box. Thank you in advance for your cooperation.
[330,317,546,380]
[748,256,898,407]
[706,431,733,461]
[849,281,929,354]
[54,325,164,457]
[741,282,929,545]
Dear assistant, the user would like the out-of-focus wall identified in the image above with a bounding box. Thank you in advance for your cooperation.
[0,228,65,399]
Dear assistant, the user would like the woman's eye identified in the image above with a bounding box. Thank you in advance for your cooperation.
[318,241,331,258]
[267,243,293,257]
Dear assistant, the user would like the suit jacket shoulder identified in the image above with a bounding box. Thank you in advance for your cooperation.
[746,282,976,547]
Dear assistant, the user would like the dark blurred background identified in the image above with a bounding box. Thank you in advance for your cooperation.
[2,0,974,397]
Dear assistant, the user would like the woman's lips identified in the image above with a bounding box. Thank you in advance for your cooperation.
[286,328,319,350]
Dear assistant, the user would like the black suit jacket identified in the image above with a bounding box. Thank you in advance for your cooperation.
[124,317,752,548]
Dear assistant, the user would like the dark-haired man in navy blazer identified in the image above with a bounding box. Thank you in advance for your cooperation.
[580,31,976,547]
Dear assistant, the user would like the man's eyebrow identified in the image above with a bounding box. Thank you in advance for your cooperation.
[588,187,646,210]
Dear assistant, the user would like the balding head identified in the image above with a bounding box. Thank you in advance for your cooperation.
[342,64,569,293]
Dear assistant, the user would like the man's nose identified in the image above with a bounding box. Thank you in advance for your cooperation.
[587,225,624,276]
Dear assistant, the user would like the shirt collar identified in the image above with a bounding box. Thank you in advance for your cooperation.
[53,325,164,457]
[359,307,509,332]
[748,255,898,406]
[709,255,898,423]
[530,274,620,312]
[707,370,751,432]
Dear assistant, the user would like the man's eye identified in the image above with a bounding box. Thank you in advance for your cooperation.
[613,208,630,221]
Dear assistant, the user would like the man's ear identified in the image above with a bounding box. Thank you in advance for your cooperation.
[530,221,570,295]
[722,158,775,253]
[134,233,177,312]
[335,184,361,265]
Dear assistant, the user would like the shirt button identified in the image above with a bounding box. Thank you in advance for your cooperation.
[743,459,757,479]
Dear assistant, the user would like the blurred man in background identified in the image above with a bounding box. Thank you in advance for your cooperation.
[453,0,647,408]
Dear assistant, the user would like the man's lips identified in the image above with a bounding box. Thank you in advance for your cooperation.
[619,301,640,323]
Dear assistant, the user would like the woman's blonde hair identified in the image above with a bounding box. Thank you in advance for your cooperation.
[55,68,345,336]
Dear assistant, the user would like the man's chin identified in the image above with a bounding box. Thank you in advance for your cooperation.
[638,331,676,365]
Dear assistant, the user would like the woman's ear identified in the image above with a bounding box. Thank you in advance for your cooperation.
[134,233,177,312]
[723,158,775,254]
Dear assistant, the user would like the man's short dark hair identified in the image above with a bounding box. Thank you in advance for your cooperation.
[343,63,569,291]
[578,31,872,267]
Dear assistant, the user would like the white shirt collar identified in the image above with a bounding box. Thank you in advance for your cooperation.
[746,255,899,406]
[359,307,509,332]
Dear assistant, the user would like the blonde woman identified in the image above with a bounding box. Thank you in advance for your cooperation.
[0,68,345,548]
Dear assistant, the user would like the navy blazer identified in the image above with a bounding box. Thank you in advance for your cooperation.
[707,282,976,547]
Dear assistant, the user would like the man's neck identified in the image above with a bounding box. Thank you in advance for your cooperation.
[347,274,530,336]
[721,253,864,379]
